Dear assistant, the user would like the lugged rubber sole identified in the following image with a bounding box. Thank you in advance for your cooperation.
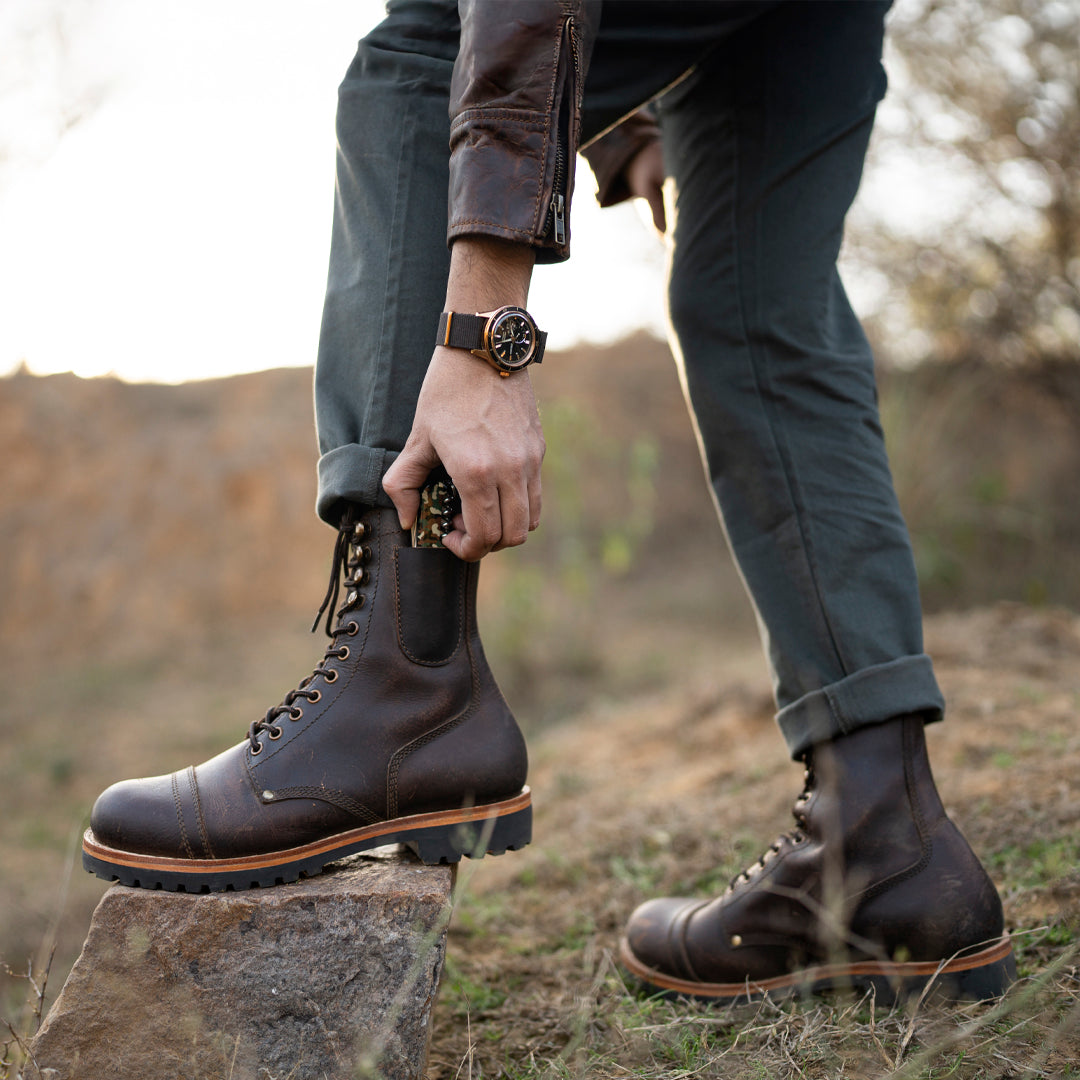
[619,933,1016,1005]
[82,788,531,892]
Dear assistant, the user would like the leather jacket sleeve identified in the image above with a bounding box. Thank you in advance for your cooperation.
[582,109,663,208]
[448,0,601,264]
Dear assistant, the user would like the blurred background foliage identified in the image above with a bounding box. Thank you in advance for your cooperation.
[852,0,1080,367]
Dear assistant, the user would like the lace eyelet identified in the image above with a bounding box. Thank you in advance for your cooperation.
[352,522,366,540]
[268,726,282,741]
[250,742,263,755]
[337,645,350,661]
[290,707,303,721]
[307,689,322,704]
[347,621,359,636]
[323,669,338,684]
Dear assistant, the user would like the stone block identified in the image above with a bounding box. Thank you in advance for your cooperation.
[25,850,452,1080]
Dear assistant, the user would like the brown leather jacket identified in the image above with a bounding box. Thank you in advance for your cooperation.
[447,0,659,264]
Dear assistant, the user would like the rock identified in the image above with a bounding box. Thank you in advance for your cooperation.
[25,850,452,1080]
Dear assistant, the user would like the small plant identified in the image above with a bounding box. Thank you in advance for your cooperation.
[1,950,53,1080]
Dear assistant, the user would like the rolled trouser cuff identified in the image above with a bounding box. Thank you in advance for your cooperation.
[777,654,944,761]
[316,445,398,525]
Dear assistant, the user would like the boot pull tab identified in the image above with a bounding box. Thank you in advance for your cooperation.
[412,476,460,548]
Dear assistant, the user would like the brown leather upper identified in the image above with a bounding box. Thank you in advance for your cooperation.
[624,716,1005,984]
[88,507,528,861]
[448,0,601,262]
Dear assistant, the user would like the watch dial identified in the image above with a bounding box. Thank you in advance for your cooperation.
[490,312,534,368]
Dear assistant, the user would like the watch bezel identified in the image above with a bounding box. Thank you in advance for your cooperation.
[480,306,539,372]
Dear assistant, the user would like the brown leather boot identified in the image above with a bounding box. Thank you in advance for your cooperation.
[620,715,1014,1002]
[82,504,531,891]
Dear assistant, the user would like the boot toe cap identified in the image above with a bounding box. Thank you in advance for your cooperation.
[623,897,702,981]
[89,773,189,858]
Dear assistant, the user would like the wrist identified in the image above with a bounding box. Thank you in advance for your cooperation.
[445,238,535,312]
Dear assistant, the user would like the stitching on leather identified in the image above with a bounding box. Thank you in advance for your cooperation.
[171,772,195,862]
[449,220,535,236]
[187,765,215,860]
[394,549,465,667]
[386,563,482,818]
[860,718,933,902]
[270,786,380,825]
[451,109,547,132]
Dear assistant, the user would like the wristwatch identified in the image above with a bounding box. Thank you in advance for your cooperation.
[435,306,546,376]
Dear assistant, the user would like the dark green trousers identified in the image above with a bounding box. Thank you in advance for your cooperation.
[313,0,945,758]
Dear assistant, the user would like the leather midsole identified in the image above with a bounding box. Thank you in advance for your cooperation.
[82,787,531,873]
[619,933,1015,996]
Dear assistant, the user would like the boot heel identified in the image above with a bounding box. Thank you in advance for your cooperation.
[405,803,532,865]
[929,949,1017,1002]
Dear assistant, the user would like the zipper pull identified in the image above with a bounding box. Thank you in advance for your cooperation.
[552,192,566,246]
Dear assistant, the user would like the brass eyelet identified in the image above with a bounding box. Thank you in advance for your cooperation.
[268,726,282,741]
[250,742,263,755]
[307,689,322,704]
[323,669,338,684]
[336,645,350,661]
[290,707,303,721]
[347,621,360,636]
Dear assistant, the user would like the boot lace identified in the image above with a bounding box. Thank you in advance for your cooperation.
[726,761,815,893]
[247,510,371,754]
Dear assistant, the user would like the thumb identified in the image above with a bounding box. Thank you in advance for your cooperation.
[382,442,439,530]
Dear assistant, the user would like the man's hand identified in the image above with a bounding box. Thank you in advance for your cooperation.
[382,348,544,561]
[625,140,666,235]
[381,237,542,562]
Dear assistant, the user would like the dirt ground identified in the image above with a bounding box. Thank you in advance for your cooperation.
[424,603,1080,1079]
[3,355,1079,1076]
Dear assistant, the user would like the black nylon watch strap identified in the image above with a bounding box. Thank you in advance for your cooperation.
[436,311,486,350]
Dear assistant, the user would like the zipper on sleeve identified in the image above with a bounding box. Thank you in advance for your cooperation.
[544,17,575,247]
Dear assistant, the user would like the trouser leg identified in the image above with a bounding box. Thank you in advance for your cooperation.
[314,0,459,526]
[315,0,770,526]
[657,2,943,758]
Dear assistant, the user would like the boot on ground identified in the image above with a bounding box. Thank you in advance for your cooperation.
[83,503,531,892]
[620,715,1014,1003]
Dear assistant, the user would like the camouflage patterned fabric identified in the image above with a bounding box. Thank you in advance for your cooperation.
[412,478,461,547]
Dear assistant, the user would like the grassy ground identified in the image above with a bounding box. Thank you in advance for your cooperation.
[423,604,1080,1080]
[4,605,1077,1078]
[3,354,1080,1076]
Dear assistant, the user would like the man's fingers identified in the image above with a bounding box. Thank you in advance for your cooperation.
[492,474,531,551]
[443,494,501,561]
[648,191,667,235]
[526,453,543,532]
[382,444,438,530]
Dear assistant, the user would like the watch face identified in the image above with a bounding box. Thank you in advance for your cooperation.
[487,309,536,370]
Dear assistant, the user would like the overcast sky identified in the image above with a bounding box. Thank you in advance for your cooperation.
[0,0,670,382]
